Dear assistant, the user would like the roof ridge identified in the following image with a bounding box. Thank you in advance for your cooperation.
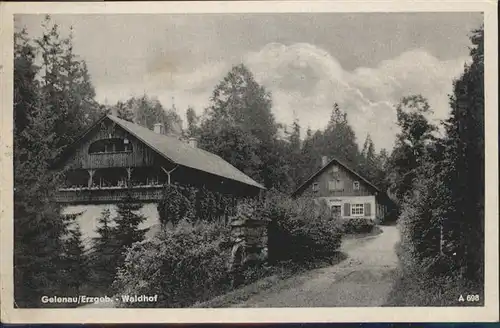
[107,114,265,190]
[291,156,380,197]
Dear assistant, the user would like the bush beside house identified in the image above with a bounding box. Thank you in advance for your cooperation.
[342,217,376,234]
[264,191,343,263]
[114,220,233,308]
[113,189,344,307]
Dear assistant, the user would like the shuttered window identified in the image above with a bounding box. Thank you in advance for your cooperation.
[344,203,350,217]
[364,203,371,216]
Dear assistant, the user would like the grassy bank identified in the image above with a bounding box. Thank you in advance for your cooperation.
[385,267,484,307]
[385,241,484,307]
[192,252,347,308]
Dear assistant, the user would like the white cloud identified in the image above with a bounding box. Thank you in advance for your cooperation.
[96,42,470,152]
[243,43,470,151]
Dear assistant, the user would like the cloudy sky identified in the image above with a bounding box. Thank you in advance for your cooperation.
[15,13,483,151]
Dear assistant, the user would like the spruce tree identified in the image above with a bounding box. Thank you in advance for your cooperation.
[35,15,102,151]
[441,26,484,283]
[114,100,135,122]
[185,106,199,138]
[120,95,183,135]
[288,117,302,189]
[89,208,119,293]
[323,103,361,168]
[14,18,104,306]
[62,221,89,296]
[360,134,378,181]
[13,27,69,307]
[113,193,148,269]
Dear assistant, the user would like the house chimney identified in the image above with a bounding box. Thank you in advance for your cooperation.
[153,123,163,134]
[188,137,197,148]
[321,156,328,167]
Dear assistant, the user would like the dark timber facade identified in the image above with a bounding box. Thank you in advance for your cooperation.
[292,156,394,222]
[53,115,265,204]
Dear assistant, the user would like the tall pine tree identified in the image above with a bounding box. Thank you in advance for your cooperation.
[323,103,361,168]
[61,221,89,297]
[440,26,484,282]
[14,17,104,306]
[14,27,70,307]
[89,208,120,294]
[112,193,148,271]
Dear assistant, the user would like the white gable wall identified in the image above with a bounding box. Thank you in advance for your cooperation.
[62,204,160,249]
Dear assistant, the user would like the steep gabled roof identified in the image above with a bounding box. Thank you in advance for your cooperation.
[291,157,380,197]
[56,114,265,190]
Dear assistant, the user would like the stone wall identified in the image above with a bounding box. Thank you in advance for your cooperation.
[228,203,270,272]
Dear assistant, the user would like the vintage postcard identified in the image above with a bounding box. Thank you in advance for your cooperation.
[0,0,498,324]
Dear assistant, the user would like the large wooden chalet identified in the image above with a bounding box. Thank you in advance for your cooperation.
[292,156,394,223]
[53,114,265,204]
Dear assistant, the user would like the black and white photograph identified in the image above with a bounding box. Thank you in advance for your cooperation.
[0,1,498,324]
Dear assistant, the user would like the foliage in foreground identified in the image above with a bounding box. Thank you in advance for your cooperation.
[342,218,375,234]
[13,16,103,307]
[114,191,344,307]
[113,220,232,308]
[387,26,485,306]
[157,183,236,226]
[386,243,483,307]
[263,191,343,263]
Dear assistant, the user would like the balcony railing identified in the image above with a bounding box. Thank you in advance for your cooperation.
[55,184,164,204]
[58,183,163,191]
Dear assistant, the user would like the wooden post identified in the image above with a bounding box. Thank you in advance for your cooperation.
[126,168,133,186]
[88,169,95,188]
[161,166,179,185]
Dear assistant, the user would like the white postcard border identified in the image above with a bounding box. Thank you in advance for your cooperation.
[1,1,498,324]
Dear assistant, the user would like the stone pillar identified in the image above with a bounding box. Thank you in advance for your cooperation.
[228,203,270,286]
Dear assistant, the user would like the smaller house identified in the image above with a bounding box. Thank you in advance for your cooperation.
[291,156,393,223]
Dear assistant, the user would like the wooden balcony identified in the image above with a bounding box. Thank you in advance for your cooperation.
[55,185,164,204]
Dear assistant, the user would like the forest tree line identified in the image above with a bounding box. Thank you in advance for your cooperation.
[13,15,484,306]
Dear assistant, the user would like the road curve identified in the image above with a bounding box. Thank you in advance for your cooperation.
[233,225,400,307]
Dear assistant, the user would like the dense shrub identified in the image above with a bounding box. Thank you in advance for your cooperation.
[390,163,484,305]
[158,184,236,225]
[342,218,375,234]
[115,190,346,307]
[388,242,483,306]
[263,191,343,263]
[113,220,232,308]
[386,27,485,307]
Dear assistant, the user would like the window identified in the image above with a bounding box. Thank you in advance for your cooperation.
[89,138,132,154]
[328,179,344,191]
[332,165,339,173]
[353,181,360,190]
[351,204,364,216]
[312,182,319,192]
[331,205,341,217]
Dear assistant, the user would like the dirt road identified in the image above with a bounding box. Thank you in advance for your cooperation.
[233,225,400,307]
